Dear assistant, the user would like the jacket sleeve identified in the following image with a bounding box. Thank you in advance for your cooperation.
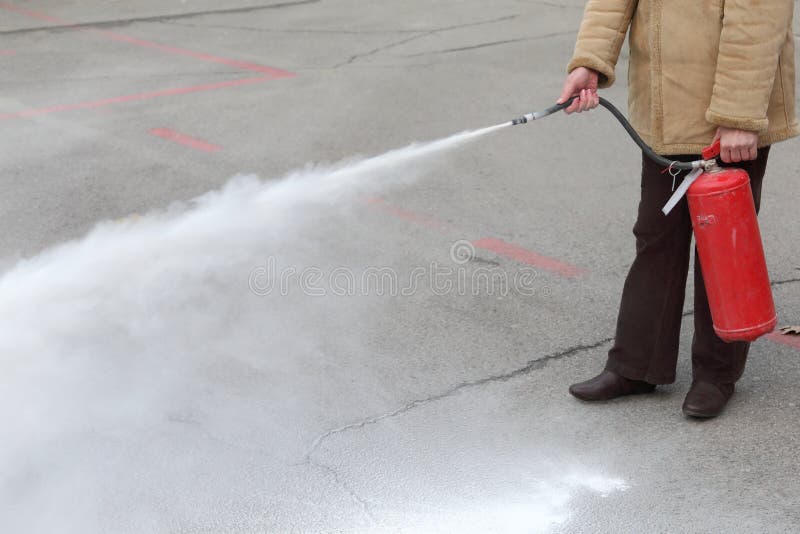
[706,0,794,132]
[567,0,639,88]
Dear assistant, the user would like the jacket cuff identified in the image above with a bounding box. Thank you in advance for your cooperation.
[705,109,769,133]
[567,55,615,88]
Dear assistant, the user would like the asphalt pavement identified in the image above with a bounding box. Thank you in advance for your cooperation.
[1,1,799,532]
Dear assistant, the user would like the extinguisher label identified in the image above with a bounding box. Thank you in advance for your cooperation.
[696,214,717,227]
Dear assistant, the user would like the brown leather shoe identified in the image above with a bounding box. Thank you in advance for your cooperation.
[682,381,734,418]
[569,370,656,401]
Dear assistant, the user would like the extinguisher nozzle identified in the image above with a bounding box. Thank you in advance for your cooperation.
[511,100,574,126]
[511,113,534,126]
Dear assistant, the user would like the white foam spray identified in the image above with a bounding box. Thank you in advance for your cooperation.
[0,124,515,532]
[0,123,510,352]
[0,121,626,533]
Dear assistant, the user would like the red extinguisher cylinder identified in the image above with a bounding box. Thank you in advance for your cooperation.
[687,160,776,342]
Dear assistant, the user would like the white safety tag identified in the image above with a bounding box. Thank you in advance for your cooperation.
[662,168,704,215]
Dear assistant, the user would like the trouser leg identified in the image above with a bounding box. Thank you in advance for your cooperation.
[691,146,771,384]
[605,153,696,384]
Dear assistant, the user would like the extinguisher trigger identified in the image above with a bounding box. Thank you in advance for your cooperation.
[701,139,721,161]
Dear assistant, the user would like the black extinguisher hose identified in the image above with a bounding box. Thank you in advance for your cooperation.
[596,98,698,171]
[512,96,701,171]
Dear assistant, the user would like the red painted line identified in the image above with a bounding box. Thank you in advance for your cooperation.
[150,127,221,153]
[365,197,454,233]
[90,30,295,77]
[366,197,587,279]
[0,4,295,78]
[472,237,587,278]
[0,3,67,24]
[0,50,16,56]
[766,332,800,351]
[0,76,270,120]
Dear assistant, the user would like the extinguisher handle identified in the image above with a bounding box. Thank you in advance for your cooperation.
[702,139,721,161]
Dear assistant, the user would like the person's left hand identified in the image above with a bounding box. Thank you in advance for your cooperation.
[713,126,759,163]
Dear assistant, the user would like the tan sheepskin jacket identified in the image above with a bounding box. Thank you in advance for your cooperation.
[568,0,799,155]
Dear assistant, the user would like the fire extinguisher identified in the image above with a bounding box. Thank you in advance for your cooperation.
[511,97,777,342]
[686,139,777,342]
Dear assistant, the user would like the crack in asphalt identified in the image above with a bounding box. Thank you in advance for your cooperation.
[0,0,320,35]
[414,14,522,34]
[162,13,520,39]
[772,276,800,287]
[303,274,800,464]
[333,14,521,68]
[161,22,421,35]
[304,336,613,461]
[402,30,577,58]
[307,458,377,525]
[405,37,533,56]
[164,14,521,68]
[301,275,800,511]
[336,32,430,68]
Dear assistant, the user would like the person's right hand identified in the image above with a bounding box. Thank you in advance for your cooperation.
[712,126,759,163]
[557,67,600,114]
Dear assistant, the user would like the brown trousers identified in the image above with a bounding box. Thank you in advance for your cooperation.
[605,148,770,385]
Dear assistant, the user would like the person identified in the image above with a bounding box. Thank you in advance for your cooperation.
[559,0,798,418]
